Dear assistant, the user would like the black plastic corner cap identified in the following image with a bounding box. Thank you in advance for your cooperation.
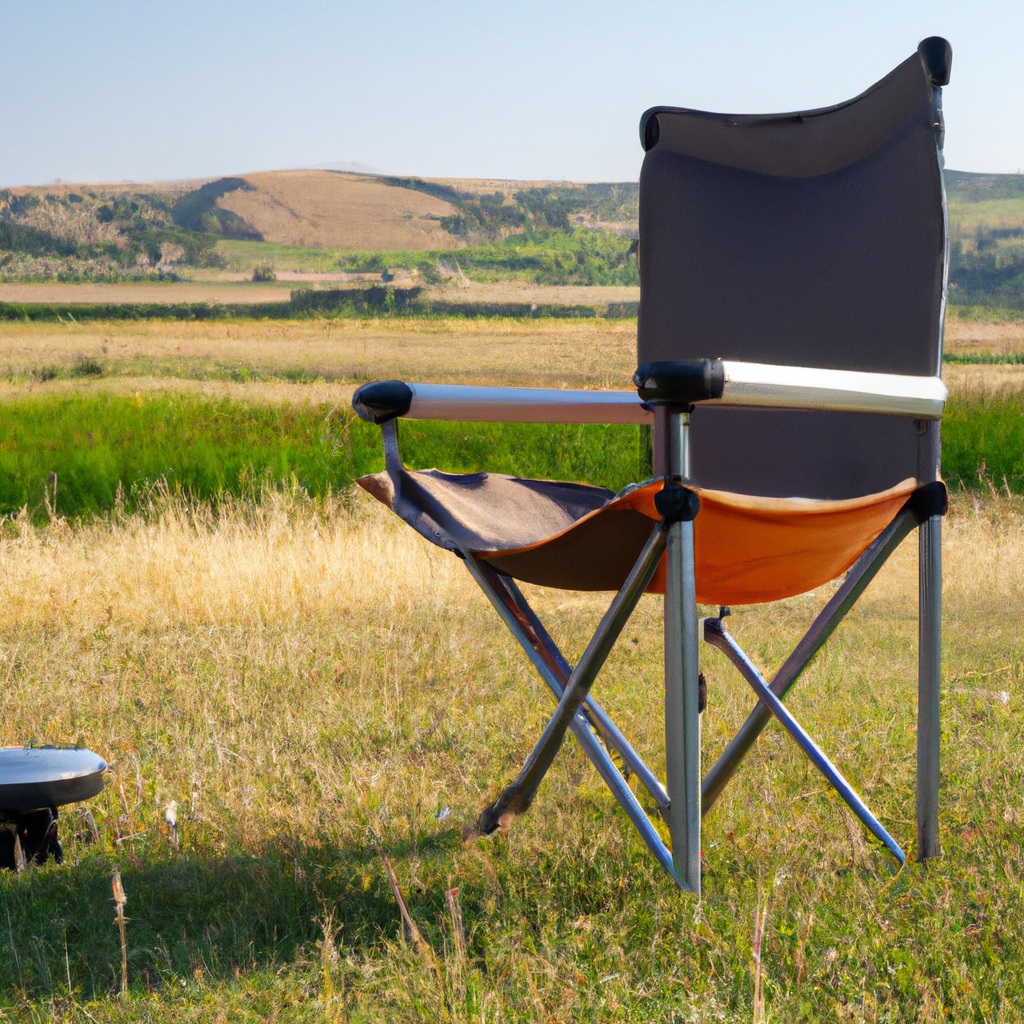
[639,110,660,151]
[352,380,413,424]
[633,360,726,406]
[918,37,952,87]
[906,480,948,522]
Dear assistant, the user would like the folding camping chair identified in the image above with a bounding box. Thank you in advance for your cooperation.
[352,37,952,896]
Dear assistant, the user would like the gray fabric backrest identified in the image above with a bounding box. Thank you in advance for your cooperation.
[637,44,949,499]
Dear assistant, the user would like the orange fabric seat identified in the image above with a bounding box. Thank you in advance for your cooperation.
[360,466,917,606]
[483,477,917,605]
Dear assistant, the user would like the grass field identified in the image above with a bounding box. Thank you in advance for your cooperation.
[2,488,1024,1021]
[1,313,1024,1020]
[0,391,650,521]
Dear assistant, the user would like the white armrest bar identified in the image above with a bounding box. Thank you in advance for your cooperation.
[396,364,946,424]
[405,384,653,423]
[717,361,947,420]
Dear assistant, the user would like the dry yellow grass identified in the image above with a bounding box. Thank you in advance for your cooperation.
[0,373,354,405]
[0,487,1017,894]
[2,481,1022,1017]
[5,317,1024,401]
[944,362,1024,395]
[1,487,1015,786]
[945,317,1024,356]
[0,318,639,390]
[218,171,461,250]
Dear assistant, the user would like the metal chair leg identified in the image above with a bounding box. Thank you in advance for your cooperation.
[917,514,942,860]
[705,618,906,865]
[663,409,702,895]
[472,522,667,836]
[701,507,918,815]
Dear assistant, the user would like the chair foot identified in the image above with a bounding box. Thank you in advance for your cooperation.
[472,785,530,837]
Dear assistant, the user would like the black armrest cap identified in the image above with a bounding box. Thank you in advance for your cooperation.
[352,380,414,424]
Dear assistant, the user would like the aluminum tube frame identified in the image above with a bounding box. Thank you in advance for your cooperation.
[704,618,906,865]
[464,555,669,810]
[398,365,945,426]
[701,506,920,815]
[716,362,946,419]
[488,570,670,812]
[405,384,652,424]
[473,522,668,835]
[462,554,678,880]
[917,515,942,860]
[664,410,702,895]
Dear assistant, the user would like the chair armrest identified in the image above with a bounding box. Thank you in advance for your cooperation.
[352,380,653,425]
[353,360,948,427]
[635,360,947,419]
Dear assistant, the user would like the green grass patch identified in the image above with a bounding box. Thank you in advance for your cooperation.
[942,390,1024,491]
[0,393,652,521]
[0,388,1017,522]
[944,352,1024,365]
[0,286,639,324]
[218,228,639,287]
[947,304,1024,324]
[0,389,1017,521]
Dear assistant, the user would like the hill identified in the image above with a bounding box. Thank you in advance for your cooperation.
[945,170,1024,309]
[2,167,1023,304]
[211,170,462,249]
[0,171,641,287]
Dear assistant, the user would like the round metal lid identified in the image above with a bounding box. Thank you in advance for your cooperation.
[0,747,107,812]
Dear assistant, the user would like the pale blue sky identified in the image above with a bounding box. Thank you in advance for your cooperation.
[1,1,1021,187]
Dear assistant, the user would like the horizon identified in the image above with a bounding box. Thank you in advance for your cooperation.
[7,165,1024,194]
[2,1,1023,189]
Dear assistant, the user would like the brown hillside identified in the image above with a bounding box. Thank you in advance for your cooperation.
[216,171,463,250]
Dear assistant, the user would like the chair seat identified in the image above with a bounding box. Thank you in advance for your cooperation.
[358,469,917,604]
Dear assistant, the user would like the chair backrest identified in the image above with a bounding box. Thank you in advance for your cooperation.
[637,39,951,499]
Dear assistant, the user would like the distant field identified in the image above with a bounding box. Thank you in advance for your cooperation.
[0,314,1021,390]
[425,281,640,305]
[0,281,296,304]
[0,318,639,389]
[944,314,1024,356]
[0,315,1021,523]
[0,279,641,308]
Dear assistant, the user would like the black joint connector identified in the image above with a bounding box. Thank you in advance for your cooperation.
[655,484,700,523]
[352,380,413,424]
[906,480,948,523]
[703,617,725,642]
[918,36,952,88]
[634,360,725,407]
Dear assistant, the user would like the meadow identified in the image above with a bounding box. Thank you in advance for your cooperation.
[0,315,1022,522]
[0,315,1023,1021]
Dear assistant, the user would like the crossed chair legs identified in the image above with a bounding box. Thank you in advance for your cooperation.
[460,493,938,894]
